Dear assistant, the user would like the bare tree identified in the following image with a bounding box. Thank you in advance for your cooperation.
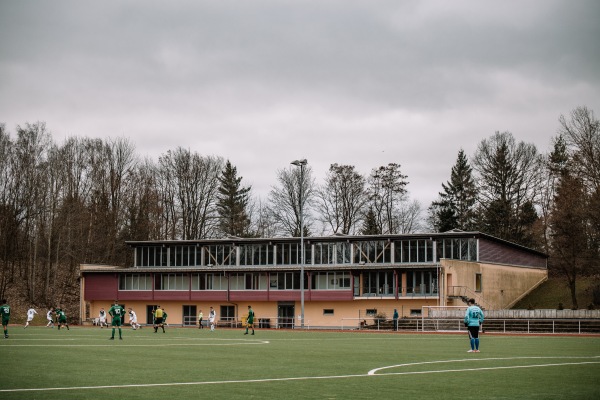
[268,164,315,237]
[366,163,408,234]
[394,199,423,234]
[472,131,543,247]
[316,164,367,235]
[158,148,223,239]
[558,106,600,192]
[248,197,278,238]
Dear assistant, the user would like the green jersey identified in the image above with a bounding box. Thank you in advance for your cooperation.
[108,304,125,324]
[1,303,10,324]
[247,308,255,324]
[57,309,67,323]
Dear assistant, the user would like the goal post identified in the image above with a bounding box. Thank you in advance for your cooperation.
[421,305,468,332]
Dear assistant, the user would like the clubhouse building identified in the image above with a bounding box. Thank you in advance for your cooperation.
[79,231,548,328]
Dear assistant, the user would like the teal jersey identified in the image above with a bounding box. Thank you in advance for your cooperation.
[464,305,484,327]
[247,309,255,324]
[162,311,167,321]
[108,305,125,320]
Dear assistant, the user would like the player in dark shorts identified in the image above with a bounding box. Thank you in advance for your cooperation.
[1,299,10,338]
[108,300,125,340]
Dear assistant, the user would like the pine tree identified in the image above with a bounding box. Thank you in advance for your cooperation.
[216,160,252,237]
[430,149,477,232]
[361,207,380,235]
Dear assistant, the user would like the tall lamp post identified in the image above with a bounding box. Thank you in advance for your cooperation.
[291,159,307,328]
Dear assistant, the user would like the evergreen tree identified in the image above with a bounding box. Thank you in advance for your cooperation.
[216,160,252,237]
[430,149,477,232]
[549,172,593,309]
[361,207,381,235]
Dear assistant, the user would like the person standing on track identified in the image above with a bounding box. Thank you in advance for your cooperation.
[244,305,255,335]
[464,298,484,353]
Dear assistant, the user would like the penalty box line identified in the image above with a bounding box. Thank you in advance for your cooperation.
[2,359,600,393]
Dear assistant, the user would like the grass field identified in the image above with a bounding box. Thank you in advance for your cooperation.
[1,325,599,400]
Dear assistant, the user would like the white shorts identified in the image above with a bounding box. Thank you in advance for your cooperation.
[27,317,34,322]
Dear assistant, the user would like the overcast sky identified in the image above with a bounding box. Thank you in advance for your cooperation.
[1,0,599,209]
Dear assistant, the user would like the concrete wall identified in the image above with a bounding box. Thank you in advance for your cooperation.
[441,259,547,310]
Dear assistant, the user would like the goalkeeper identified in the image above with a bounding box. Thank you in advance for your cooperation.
[464,298,484,353]
[244,305,255,335]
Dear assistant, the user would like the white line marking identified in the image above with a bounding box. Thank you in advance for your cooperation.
[1,357,598,393]
[368,355,600,374]
[1,340,270,347]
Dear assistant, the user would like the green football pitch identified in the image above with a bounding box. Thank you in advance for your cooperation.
[1,325,599,400]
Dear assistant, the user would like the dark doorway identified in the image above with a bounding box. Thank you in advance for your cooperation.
[146,305,159,325]
[183,305,197,326]
[277,303,295,329]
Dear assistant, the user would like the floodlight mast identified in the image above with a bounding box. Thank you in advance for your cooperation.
[290,159,307,328]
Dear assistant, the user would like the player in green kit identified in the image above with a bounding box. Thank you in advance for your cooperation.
[108,300,125,340]
[56,307,70,330]
[1,299,10,338]
[244,305,255,335]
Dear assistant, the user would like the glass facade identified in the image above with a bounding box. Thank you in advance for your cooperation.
[436,238,477,261]
[311,271,351,290]
[354,241,391,264]
[395,239,434,263]
[133,237,478,268]
[119,274,152,290]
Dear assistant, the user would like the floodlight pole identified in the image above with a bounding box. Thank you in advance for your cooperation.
[291,159,307,328]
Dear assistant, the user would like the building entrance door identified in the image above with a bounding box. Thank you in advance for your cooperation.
[146,305,159,325]
[277,303,295,329]
[183,305,197,326]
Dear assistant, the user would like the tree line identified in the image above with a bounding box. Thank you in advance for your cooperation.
[0,106,598,309]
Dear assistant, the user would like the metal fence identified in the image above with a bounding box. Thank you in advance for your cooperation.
[340,317,600,334]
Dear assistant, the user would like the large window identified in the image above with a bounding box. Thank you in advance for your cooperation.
[269,272,307,290]
[354,241,391,264]
[154,273,189,290]
[135,246,168,267]
[311,271,351,290]
[205,244,236,266]
[275,243,311,265]
[405,269,438,296]
[170,245,196,267]
[239,244,273,266]
[336,242,351,264]
[229,272,268,290]
[395,239,434,263]
[119,274,152,290]
[361,271,394,296]
[436,238,477,261]
[313,243,334,265]
[191,273,227,290]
